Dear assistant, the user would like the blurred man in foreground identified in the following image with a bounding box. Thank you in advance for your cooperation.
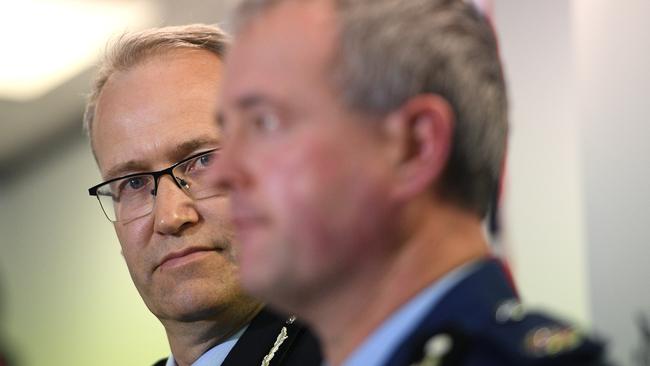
[84,24,321,366]
[213,1,608,365]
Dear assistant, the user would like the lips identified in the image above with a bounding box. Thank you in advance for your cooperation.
[156,246,221,270]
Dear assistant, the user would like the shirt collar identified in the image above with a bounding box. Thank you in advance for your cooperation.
[166,325,248,366]
[341,260,481,366]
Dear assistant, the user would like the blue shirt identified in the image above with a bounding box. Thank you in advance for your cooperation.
[341,261,480,366]
[165,325,248,366]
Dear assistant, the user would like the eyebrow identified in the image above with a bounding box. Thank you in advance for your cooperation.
[103,136,220,180]
[237,94,268,110]
[171,137,219,159]
[104,160,148,181]
[216,94,274,128]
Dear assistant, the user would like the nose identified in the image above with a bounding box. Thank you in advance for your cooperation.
[152,175,199,235]
[209,136,248,194]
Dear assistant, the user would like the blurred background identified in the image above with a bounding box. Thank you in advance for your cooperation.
[0,0,648,365]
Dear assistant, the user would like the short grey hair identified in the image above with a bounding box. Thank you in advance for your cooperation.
[233,0,508,217]
[83,24,230,139]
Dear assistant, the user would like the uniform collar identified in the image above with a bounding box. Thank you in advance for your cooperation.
[340,259,483,366]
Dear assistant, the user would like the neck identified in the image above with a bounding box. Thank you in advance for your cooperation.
[306,202,489,366]
[162,302,264,366]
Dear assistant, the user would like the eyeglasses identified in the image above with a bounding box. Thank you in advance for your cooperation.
[88,149,220,223]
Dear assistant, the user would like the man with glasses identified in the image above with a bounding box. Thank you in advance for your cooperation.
[85,24,321,366]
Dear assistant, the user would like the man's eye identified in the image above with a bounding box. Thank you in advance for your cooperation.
[184,151,216,175]
[117,176,148,193]
[126,177,146,190]
[253,113,280,132]
[199,154,213,167]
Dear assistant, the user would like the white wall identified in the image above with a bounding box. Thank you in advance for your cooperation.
[495,1,650,365]
[575,1,650,364]
[495,0,591,325]
[0,138,168,365]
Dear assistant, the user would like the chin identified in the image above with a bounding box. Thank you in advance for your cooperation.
[153,282,243,322]
[172,302,229,322]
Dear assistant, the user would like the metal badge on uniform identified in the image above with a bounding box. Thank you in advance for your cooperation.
[410,333,453,366]
[495,298,526,323]
[261,315,297,366]
[524,325,584,357]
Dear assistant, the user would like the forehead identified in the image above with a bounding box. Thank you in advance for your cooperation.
[92,49,223,176]
[224,0,338,104]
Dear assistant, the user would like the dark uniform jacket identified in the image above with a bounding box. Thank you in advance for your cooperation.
[153,308,322,366]
[385,258,608,366]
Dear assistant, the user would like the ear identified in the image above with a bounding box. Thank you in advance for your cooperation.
[383,94,454,202]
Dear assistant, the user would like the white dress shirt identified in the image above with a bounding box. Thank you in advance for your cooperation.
[165,325,248,366]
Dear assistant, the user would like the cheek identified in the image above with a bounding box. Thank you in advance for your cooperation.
[114,219,153,280]
[196,197,233,233]
[263,141,339,220]
[195,198,237,260]
[261,140,386,261]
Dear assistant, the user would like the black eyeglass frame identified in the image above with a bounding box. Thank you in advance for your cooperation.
[87,148,218,221]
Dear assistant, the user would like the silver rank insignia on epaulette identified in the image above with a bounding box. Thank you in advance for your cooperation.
[410,333,453,366]
[260,315,296,366]
[286,315,296,325]
[495,298,526,323]
[524,325,584,357]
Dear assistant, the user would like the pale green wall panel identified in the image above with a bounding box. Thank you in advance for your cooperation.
[0,138,169,366]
